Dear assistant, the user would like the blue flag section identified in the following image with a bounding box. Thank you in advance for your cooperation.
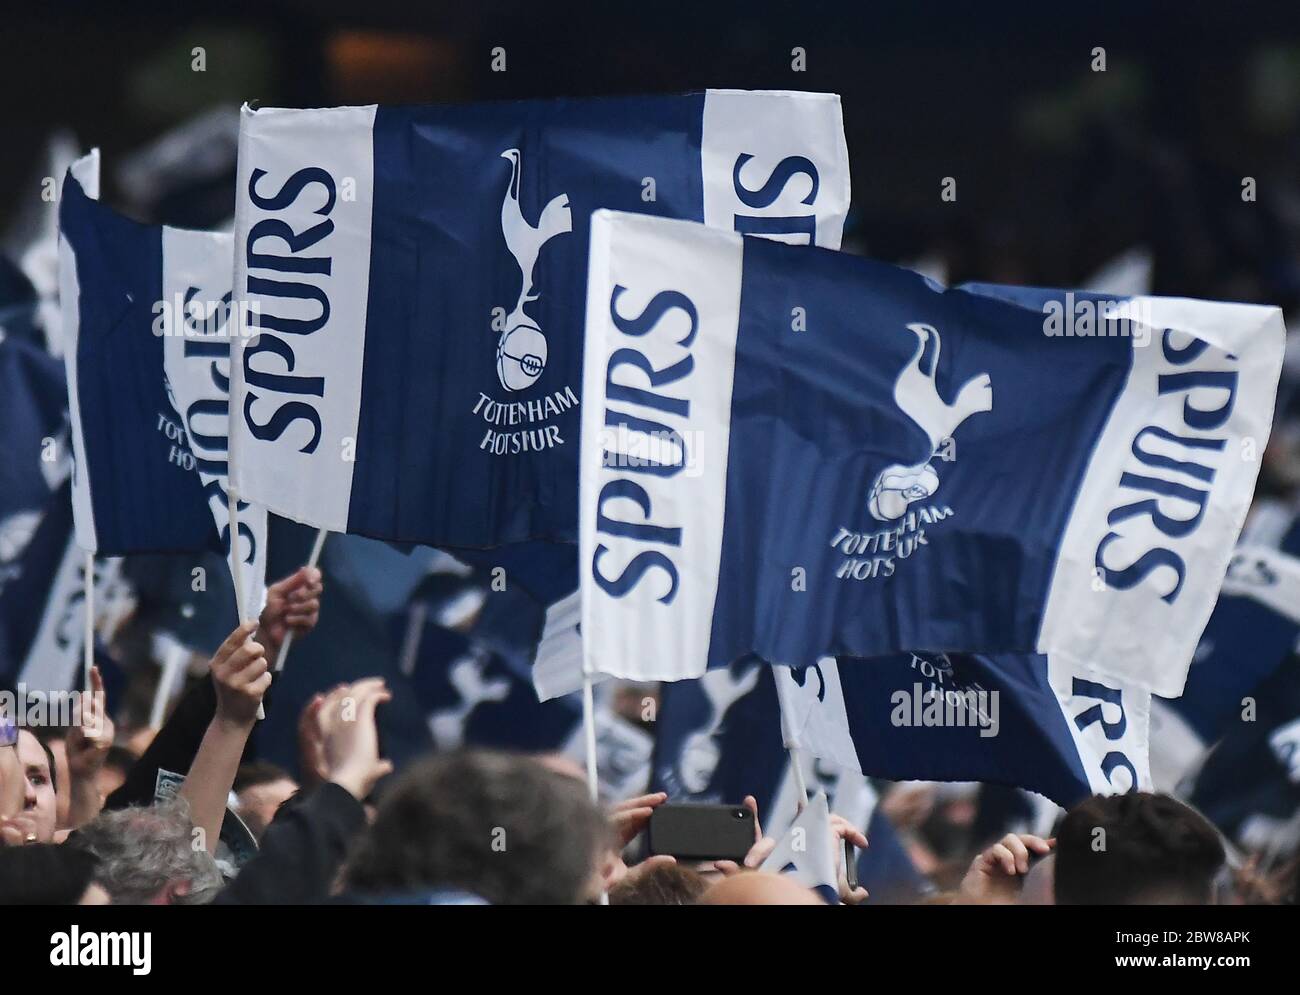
[0,333,68,594]
[58,167,268,608]
[775,653,1151,808]
[405,616,581,753]
[579,211,1285,699]
[0,480,100,692]
[58,174,218,556]
[1149,545,1300,790]
[228,92,850,573]
[1190,661,1300,846]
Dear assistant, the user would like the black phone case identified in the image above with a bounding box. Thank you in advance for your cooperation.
[647,804,754,861]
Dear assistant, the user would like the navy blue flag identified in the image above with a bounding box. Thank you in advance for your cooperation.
[579,211,1284,699]
[0,333,68,595]
[58,167,268,608]
[59,172,217,555]
[227,92,850,574]
[775,653,1151,808]
[1149,544,1300,789]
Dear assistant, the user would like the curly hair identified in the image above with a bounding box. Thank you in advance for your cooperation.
[71,798,223,905]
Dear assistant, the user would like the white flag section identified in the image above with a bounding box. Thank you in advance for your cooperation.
[159,227,268,615]
[759,790,839,903]
[578,210,1284,698]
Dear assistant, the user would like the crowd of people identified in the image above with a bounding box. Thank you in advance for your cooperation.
[0,562,1278,906]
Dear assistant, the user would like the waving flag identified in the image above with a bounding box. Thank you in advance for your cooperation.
[228,91,849,568]
[1149,544,1300,789]
[58,166,266,610]
[775,653,1151,807]
[579,211,1284,698]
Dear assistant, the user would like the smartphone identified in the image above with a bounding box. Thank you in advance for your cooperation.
[647,803,754,862]
[843,838,858,891]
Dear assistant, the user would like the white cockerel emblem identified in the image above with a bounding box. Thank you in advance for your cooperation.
[868,323,992,521]
[496,148,572,392]
[677,666,763,794]
[427,653,511,750]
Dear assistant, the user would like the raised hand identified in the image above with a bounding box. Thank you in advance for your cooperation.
[257,566,324,660]
[211,621,271,728]
[316,679,393,801]
[957,832,1054,904]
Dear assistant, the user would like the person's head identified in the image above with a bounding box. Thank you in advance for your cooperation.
[343,750,613,904]
[609,863,707,905]
[71,799,223,905]
[15,730,57,843]
[699,871,826,905]
[232,761,298,839]
[94,745,136,803]
[0,843,108,904]
[1055,793,1225,904]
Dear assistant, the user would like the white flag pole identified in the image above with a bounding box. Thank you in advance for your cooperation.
[581,670,599,804]
[273,527,328,673]
[150,638,189,730]
[771,662,810,809]
[82,552,94,690]
[580,661,609,905]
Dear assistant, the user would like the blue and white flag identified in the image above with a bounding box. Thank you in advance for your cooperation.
[58,164,267,610]
[759,789,839,903]
[406,617,582,753]
[405,599,653,797]
[1149,544,1300,789]
[775,653,1151,808]
[579,211,1284,698]
[227,92,849,565]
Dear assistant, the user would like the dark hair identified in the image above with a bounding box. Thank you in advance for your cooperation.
[1055,793,1225,904]
[233,760,293,793]
[609,863,707,905]
[343,750,613,905]
[0,844,101,904]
